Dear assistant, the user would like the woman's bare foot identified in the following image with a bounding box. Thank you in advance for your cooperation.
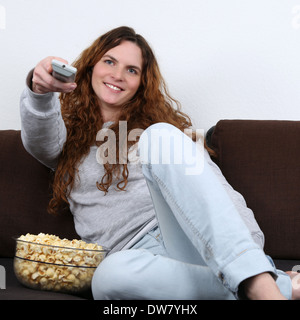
[242,272,287,300]
[286,271,300,300]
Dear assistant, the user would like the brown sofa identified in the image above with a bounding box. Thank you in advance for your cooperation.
[0,121,299,300]
[206,120,300,272]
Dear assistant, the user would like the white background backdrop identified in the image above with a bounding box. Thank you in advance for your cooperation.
[0,0,300,132]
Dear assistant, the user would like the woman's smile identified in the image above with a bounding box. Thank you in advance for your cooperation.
[104,82,124,92]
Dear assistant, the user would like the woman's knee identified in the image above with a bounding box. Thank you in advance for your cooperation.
[91,249,152,300]
[139,123,179,151]
[138,122,184,166]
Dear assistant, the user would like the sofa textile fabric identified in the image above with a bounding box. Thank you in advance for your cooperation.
[0,130,79,258]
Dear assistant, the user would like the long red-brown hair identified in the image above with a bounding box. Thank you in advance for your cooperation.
[48,26,201,215]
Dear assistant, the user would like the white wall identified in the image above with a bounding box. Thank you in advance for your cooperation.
[1,0,300,132]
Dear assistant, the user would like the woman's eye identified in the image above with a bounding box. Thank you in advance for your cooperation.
[128,68,137,74]
[105,60,114,66]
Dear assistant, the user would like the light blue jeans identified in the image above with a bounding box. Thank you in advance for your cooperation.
[92,123,292,300]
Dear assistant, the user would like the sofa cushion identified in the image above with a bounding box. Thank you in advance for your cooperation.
[0,130,79,258]
[210,120,300,259]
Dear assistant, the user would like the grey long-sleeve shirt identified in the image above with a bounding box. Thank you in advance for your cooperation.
[20,76,265,253]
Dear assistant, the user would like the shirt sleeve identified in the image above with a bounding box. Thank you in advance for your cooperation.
[205,151,265,249]
[19,69,67,170]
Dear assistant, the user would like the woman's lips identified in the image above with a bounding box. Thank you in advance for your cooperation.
[104,82,124,92]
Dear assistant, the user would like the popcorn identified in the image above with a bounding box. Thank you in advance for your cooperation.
[14,233,108,294]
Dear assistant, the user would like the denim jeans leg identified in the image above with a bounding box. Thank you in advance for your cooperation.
[92,247,236,300]
[138,122,277,296]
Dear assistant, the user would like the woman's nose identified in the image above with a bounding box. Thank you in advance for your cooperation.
[112,67,124,81]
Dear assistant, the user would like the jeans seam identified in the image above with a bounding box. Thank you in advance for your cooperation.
[151,170,214,259]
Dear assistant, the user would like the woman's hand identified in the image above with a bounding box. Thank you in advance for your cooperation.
[32,56,77,94]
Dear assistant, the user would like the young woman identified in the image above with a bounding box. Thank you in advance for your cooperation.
[20,26,295,299]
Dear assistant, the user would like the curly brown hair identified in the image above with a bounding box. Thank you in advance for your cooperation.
[48,26,199,215]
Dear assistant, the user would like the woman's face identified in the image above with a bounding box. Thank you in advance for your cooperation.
[92,41,143,121]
